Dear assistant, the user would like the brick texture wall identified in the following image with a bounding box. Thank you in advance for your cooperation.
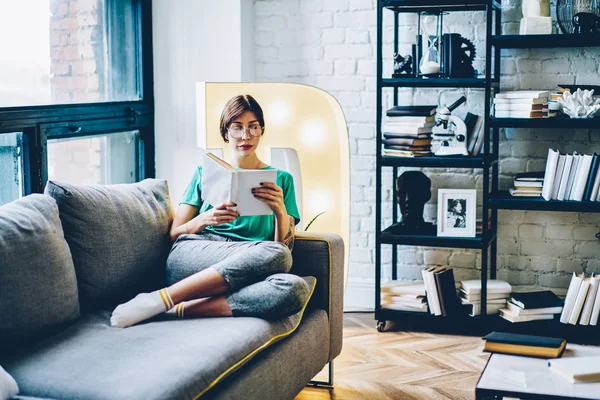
[255,0,600,302]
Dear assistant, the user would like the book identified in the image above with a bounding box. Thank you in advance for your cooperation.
[565,154,581,201]
[494,103,548,111]
[483,331,567,358]
[568,277,590,325]
[549,356,600,383]
[467,302,506,317]
[422,267,444,316]
[499,308,555,323]
[551,154,566,200]
[386,105,437,117]
[506,301,562,316]
[579,274,599,325]
[434,268,460,317]
[381,303,428,312]
[383,132,432,139]
[560,272,584,324]
[495,90,550,99]
[495,110,549,118]
[556,154,574,201]
[510,291,563,310]
[509,188,542,197]
[468,114,485,155]
[383,126,434,134]
[513,180,543,188]
[590,278,600,325]
[541,148,560,200]
[590,162,600,202]
[201,152,277,216]
[514,186,542,192]
[571,154,593,201]
[383,145,432,152]
[384,115,436,124]
[381,280,426,296]
[382,138,432,147]
[514,171,545,181]
[382,149,433,157]
[460,279,512,295]
[583,153,599,201]
[459,290,510,302]
[493,97,548,104]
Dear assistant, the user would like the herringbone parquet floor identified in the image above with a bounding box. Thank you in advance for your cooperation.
[295,313,490,400]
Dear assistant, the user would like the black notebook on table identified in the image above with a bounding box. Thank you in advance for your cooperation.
[510,291,563,309]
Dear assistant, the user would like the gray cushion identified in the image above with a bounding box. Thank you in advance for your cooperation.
[44,179,174,311]
[0,195,79,350]
[3,277,317,400]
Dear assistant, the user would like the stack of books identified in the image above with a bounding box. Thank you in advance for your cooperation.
[483,331,567,358]
[560,273,600,326]
[493,91,550,118]
[541,149,600,201]
[380,280,427,312]
[421,267,461,316]
[509,171,544,197]
[499,290,564,323]
[459,279,511,316]
[382,105,436,158]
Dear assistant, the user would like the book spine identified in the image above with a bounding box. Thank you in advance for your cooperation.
[583,153,599,201]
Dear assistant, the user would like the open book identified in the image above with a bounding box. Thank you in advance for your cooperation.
[201,152,277,216]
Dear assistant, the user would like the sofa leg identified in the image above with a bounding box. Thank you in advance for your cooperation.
[307,361,334,389]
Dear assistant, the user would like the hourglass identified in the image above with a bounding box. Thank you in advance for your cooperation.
[418,14,442,78]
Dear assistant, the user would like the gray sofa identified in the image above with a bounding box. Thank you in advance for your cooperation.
[0,179,344,400]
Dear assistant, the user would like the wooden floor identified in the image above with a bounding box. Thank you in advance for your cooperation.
[295,313,490,400]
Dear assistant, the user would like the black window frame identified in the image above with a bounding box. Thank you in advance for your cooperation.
[0,0,154,197]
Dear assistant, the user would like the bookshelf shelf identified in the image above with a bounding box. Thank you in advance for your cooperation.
[382,155,486,168]
[489,191,600,212]
[382,77,492,88]
[492,34,600,49]
[491,117,600,129]
[381,230,494,249]
[382,0,501,13]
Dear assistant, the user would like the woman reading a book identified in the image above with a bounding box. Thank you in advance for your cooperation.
[111,94,307,328]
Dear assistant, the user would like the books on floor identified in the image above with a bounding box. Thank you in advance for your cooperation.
[459,279,511,316]
[494,91,550,118]
[549,356,600,383]
[540,149,600,201]
[500,290,563,323]
[560,273,600,325]
[483,331,567,358]
[381,280,428,312]
[421,267,461,316]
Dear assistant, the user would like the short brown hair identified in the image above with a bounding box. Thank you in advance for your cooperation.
[219,94,265,142]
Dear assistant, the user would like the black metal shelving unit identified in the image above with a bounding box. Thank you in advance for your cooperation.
[374,0,501,332]
[375,1,600,344]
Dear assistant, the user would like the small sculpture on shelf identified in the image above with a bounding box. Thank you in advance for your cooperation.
[385,171,435,234]
[557,88,600,118]
[392,52,414,77]
[573,12,600,34]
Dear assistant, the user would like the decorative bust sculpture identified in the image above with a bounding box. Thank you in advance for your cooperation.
[386,171,434,234]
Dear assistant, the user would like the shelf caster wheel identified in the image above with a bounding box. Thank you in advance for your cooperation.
[377,320,386,332]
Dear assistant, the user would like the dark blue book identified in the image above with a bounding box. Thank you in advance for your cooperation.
[483,332,567,358]
[510,291,563,309]
[583,153,599,201]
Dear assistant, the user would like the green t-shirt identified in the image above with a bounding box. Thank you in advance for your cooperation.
[180,166,300,241]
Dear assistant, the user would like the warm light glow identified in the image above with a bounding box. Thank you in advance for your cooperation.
[265,100,291,126]
[308,191,329,215]
[300,119,326,147]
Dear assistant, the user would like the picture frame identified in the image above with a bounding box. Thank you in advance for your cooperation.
[437,189,476,237]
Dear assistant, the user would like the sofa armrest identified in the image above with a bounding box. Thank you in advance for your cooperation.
[290,231,344,361]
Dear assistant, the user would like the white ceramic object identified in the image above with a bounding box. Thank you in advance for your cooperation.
[558,89,600,118]
[522,0,550,17]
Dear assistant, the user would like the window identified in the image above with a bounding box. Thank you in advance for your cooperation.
[0,0,140,107]
[0,132,23,206]
[0,0,153,202]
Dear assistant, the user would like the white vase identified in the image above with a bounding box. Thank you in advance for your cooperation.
[522,0,550,17]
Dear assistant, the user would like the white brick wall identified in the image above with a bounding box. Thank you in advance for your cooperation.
[255,0,600,308]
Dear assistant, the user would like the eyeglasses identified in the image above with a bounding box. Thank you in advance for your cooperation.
[227,124,263,138]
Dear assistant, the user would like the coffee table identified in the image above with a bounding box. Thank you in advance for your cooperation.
[476,344,600,400]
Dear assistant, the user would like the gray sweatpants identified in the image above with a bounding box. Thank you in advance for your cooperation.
[166,232,309,319]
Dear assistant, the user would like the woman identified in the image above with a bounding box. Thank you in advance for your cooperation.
[111,94,308,328]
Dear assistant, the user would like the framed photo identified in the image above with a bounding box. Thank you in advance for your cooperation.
[437,189,476,237]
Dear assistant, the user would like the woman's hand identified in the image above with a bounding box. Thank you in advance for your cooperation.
[252,182,286,217]
[194,201,239,230]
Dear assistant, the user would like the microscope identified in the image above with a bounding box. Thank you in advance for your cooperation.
[433,96,469,156]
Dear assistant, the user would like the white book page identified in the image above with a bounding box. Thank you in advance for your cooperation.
[233,169,277,216]
[201,152,234,208]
